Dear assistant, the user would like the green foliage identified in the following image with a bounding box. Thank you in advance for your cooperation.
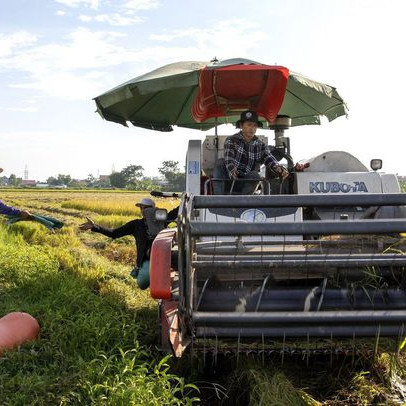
[108,165,147,189]
[158,160,186,192]
[8,173,21,187]
[80,352,199,405]
[87,173,96,184]
[121,164,144,183]
[109,171,127,188]
[159,160,181,175]
[0,196,198,405]
[223,364,320,406]
[47,174,72,186]
[127,178,161,191]
[3,189,406,405]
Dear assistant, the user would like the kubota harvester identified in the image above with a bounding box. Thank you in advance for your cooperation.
[150,117,406,358]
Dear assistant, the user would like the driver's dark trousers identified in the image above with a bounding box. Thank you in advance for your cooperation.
[213,159,261,195]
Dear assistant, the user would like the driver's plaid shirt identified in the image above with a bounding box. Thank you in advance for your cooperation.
[224,131,279,178]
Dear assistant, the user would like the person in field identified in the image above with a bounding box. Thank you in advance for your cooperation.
[79,197,178,290]
[0,168,33,219]
[0,200,32,218]
[213,110,309,194]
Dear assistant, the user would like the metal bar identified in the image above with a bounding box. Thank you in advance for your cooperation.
[195,325,405,338]
[195,245,381,255]
[177,197,187,313]
[196,277,211,310]
[199,300,406,312]
[193,257,406,269]
[317,278,328,311]
[185,196,195,317]
[195,253,406,261]
[197,288,406,301]
[190,219,406,236]
[192,310,406,325]
[193,193,406,209]
[255,275,271,312]
[195,237,401,248]
[197,289,406,312]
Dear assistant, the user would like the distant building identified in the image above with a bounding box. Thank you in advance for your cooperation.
[36,183,49,188]
[21,179,37,186]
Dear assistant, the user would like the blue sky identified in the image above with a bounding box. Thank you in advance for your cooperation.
[1,0,406,181]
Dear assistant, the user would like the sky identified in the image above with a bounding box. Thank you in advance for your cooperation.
[1,0,406,182]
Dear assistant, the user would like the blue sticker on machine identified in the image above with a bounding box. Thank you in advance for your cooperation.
[188,161,200,174]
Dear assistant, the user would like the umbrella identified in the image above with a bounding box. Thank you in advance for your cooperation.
[94,58,347,131]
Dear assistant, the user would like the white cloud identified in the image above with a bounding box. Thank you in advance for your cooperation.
[54,0,159,13]
[149,19,268,58]
[1,28,131,72]
[0,28,142,100]
[0,18,271,103]
[54,0,100,9]
[122,0,160,11]
[79,13,144,26]
[78,14,92,22]
[0,32,38,57]
[94,13,144,25]
[56,10,66,16]
[10,72,104,101]
[2,106,38,113]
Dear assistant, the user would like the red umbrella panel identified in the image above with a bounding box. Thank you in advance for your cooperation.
[192,64,289,124]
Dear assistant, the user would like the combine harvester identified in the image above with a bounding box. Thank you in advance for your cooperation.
[94,58,406,358]
[150,128,406,358]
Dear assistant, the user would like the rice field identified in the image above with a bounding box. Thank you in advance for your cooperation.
[1,188,406,405]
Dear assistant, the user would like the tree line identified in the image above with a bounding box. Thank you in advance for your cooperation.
[3,160,186,192]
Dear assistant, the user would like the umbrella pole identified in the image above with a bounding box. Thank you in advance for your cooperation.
[213,117,221,194]
[270,116,292,156]
[214,116,219,161]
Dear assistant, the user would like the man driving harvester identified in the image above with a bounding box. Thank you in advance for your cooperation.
[213,110,308,194]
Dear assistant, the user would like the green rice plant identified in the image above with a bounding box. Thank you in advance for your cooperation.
[62,194,178,217]
[7,220,80,248]
[224,364,320,406]
[100,242,137,265]
[76,351,199,405]
[90,214,138,228]
[98,278,154,311]
[0,220,26,245]
[342,371,386,405]
[62,198,141,216]
[0,223,199,405]
[4,189,406,404]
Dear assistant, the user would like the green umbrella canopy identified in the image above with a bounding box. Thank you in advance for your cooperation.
[94,58,348,131]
